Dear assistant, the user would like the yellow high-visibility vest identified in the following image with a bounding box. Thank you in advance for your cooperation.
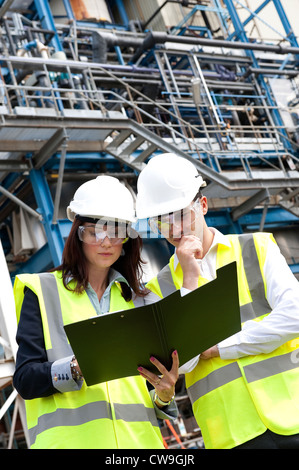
[14,271,164,449]
[146,233,299,448]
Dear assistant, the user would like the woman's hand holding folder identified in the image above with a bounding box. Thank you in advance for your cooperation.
[137,350,179,408]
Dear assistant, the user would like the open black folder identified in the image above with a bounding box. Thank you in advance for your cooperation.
[64,261,241,386]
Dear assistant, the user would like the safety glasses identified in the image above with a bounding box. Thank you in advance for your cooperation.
[148,201,203,238]
[78,221,129,246]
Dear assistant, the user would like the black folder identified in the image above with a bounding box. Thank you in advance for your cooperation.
[64,261,241,385]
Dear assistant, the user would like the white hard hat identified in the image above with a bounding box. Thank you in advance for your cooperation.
[67,175,135,223]
[136,153,206,219]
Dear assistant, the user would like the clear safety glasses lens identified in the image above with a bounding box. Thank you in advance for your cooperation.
[148,201,203,238]
[149,207,194,235]
[78,222,129,246]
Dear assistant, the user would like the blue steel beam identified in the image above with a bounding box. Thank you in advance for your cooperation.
[290,264,299,275]
[226,0,299,58]
[33,0,62,52]
[223,0,293,152]
[242,0,271,29]
[111,0,129,27]
[10,203,298,276]
[10,219,72,276]
[272,0,299,64]
[61,0,75,21]
[272,0,299,48]
[229,0,286,41]
[224,0,249,42]
[29,168,65,267]
[11,243,52,276]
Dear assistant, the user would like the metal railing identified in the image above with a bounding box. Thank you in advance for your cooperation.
[0,53,298,178]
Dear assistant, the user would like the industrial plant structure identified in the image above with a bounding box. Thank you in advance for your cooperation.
[0,0,298,448]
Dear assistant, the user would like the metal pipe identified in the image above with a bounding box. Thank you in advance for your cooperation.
[0,185,43,221]
[48,172,136,181]
[0,0,14,17]
[95,31,144,48]
[2,17,17,55]
[131,31,299,63]
[0,53,235,82]
[52,141,68,224]
[92,29,299,59]
[244,67,299,78]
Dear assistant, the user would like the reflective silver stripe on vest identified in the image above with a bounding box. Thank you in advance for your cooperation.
[38,273,73,361]
[38,274,144,361]
[156,235,271,323]
[185,235,299,402]
[29,401,159,446]
[187,362,242,404]
[132,294,145,308]
[243,348,299,383]
[184,234,276,402]
[157,264,176,297]
[238,234,271,321]
[29,400,112,446]
[29,276,159,446]
[114,403,158,427]
[188,349,299,405]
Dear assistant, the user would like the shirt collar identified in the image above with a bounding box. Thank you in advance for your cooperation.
[173,228,231,270]
[66,268,129,290]
[104,268,129,290]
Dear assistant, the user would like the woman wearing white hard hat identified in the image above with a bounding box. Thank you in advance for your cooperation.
[13,175,179,449]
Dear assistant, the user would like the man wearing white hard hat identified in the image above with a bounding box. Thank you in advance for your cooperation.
[136,153,299,450]
[13,175,179,449]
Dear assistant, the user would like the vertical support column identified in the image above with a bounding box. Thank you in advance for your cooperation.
[223,0,250,43]
[29,168,65,267]
[113,0,130,27]
[272,0,299,63]
[272,0,299,47]
[223,0,292,151]
[61,0,75,21]
[33,0,62,52]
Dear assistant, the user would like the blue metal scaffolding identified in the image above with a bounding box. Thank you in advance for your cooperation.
[0,0,297,278]
[1,0,299,449]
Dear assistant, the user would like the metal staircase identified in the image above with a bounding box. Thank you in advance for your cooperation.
[0,50,298,185]
[0,3,298,274]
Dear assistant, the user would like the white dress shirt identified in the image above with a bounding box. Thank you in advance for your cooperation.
[172,228,299,373]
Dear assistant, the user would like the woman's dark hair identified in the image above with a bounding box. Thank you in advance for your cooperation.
[54,218,148,301]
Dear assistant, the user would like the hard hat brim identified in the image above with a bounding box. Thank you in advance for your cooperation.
[136,183,205,219]
[67,206,136,224]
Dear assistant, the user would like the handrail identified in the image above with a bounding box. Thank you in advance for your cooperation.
[0,54,298,178]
